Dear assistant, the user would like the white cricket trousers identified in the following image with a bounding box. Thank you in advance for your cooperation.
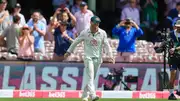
[82,57,102,99]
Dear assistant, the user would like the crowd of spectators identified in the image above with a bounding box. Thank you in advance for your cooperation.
[0,0,179,63]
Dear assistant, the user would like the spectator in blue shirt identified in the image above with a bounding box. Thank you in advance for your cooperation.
[27,11,46,54]
[53,21,74,61]
[168,2,180,20]
[71,0,82,14]
[112,19,143,62]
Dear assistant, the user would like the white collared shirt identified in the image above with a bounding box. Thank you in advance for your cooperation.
[74,10,94,34]
[67,28,113,59]
[121,6,140,25]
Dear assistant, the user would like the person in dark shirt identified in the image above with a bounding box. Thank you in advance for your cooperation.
[168,20,180,100]
[168,2,180,20]
[53,21,74,61]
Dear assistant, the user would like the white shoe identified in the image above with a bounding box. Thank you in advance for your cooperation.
[92,96,99,101]
[82,98,88,101]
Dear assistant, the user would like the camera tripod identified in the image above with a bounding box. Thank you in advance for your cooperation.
[112,77,131,91]
[157,28,172,90]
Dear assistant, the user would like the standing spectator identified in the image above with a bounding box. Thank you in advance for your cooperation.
[71,0,82,14]
[117,0,140,11]
[27,12,47,26]
[52,0,73,11]
[165,0,180,16]
[74,1,94,35]
[0,0,10,35]
[0,15,21,55]
[142,0,158,25]
[18,25,34,61]
[168,2,180,20]
[27,11,46,54]
[53,21,74,61]
[112,19,143,62]
[9,3,26,26]
[52,7,76,30]
[44,16,58,42]
[121,0,140,25]
[117,0,129,10]
[52,0,67,10]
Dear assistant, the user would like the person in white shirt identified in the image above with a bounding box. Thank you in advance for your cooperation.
[64,16,114,101]
[74,1,94,35]
[121,0,140,25]
[9,3,26,26]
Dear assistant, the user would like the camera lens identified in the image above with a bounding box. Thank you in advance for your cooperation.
[125,21,131,24]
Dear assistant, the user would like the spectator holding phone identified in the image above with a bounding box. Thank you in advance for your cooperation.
[52,5,76,30]
[112,19,143,62]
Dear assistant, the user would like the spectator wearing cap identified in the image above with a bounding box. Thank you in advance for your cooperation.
[71,0,82,14]
[112,19,143,62]
[167,19,180,100]
[27,11,46,54]
[74,1,94,35]
[0,0,10,35]
[170,20,180,44]
[0,15,21,55]
[172,14,180,27]
[64,16,113,101]
[9,3,26,26]
[53,21,74,61]
[18,24,34,61]
[121,0,140,25]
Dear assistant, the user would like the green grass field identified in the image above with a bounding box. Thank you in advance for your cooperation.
[0,99,173,101]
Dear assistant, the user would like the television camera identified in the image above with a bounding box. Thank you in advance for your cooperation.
[154,29,174,53]
[154,28,174,89]
[103,67,137,91]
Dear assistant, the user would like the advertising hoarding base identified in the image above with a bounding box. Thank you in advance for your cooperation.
[0,90,176,99]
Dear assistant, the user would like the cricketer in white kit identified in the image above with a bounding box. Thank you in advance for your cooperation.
[64,16,114,101]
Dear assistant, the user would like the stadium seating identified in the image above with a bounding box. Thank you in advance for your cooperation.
[0,40,164,62]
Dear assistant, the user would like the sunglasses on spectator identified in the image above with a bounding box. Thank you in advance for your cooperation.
[22,28,29,30]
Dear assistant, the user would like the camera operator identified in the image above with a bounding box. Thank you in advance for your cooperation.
[112,18,143,62]
[168,20,180,100]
